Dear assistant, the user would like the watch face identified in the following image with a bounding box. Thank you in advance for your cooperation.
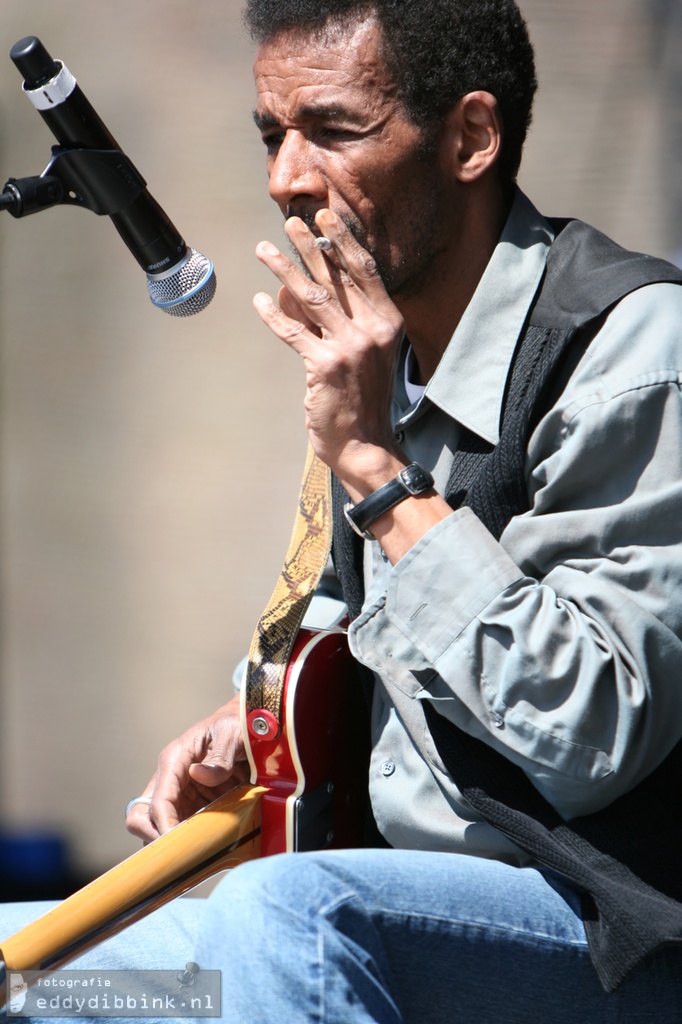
[400,463,433,494]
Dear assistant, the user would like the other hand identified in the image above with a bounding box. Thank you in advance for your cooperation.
[126,694,249,843]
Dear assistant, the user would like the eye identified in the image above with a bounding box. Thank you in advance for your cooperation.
[261,131,283,148]
[317,126,359,144]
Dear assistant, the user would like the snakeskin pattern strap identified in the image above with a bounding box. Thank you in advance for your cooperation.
[244,444,333,732]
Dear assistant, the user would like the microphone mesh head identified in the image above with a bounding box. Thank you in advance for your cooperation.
[146,248,216,317]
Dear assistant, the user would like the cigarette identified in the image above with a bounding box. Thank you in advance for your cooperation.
[315,236,333,251]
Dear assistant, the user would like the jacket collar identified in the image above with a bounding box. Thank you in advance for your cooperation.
[402,190,554,446]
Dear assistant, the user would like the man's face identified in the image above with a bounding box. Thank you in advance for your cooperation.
[253,17,453,299]
[9,973,28,1012]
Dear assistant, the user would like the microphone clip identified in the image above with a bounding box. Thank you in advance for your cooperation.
[1,145,146,219]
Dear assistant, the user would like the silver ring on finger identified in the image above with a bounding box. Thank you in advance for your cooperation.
[125,795,153,819]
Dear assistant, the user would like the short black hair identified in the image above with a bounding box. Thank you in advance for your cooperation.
[244,0,537,185]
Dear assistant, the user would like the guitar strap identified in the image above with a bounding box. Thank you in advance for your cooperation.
[244,443,333,731]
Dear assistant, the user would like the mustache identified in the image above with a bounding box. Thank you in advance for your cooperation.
[285,206,317,231]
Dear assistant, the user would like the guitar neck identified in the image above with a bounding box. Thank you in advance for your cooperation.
[0,784,263,1000]
[0,625,367,1008]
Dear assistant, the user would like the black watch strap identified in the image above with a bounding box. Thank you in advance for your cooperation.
[343,462,435,540]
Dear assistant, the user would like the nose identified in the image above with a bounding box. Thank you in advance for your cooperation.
[267,129,327,213]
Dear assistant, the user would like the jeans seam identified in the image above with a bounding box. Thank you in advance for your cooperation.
[356,906,588,951]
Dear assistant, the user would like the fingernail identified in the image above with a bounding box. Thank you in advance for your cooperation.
[256,241,279,257]
[317,209,335,230]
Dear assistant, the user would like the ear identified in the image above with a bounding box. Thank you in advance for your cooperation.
[445,91,503,183]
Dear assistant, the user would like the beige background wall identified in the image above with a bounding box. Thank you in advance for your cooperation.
[0,0,678,881]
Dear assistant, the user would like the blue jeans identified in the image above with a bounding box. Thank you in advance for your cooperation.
[1,849,681,1022]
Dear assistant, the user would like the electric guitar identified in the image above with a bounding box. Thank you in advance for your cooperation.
[0,624,368,1002]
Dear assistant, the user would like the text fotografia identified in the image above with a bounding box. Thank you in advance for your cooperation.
[7,967,221,1017]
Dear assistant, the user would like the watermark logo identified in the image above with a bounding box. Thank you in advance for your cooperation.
[6,965,220,1017]
[8,974,28,1013]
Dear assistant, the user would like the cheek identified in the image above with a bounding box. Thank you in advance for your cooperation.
[326,154,372,208]
[327,157,401,236]
[324,146,446,257]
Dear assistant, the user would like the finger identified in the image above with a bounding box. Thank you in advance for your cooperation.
[126,783,160,843]
[253,289,318,356]
[127,813,159,844]
[284,217,355,318]
[283,215,341,284]
[278,285,321,335]
[151,757,203,835]
[150,731,210,834]
[315,210,398,318]
[189,758,249,788]
[255,241,349,334]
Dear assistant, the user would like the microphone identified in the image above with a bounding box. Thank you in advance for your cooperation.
[9,36,216,316]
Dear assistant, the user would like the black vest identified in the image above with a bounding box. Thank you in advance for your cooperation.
[331,219,682,992]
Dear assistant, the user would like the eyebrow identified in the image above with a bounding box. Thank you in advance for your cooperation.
[252,104,367,132]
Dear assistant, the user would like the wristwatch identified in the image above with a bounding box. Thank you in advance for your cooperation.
[343,462,435,540]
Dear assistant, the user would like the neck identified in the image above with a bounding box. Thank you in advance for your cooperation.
[398,183,510,384]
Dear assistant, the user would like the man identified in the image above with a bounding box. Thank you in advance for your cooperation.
[4,0,682,1020]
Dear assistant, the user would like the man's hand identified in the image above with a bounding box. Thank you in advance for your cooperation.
[253,209,407,499]
[125,694,250,843]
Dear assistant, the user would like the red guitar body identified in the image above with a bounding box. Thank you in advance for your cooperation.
[243,626,369,855]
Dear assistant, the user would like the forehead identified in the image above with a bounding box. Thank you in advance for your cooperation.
[253,17,398,120]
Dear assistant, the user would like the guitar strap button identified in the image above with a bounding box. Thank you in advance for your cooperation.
[247,708,279,740]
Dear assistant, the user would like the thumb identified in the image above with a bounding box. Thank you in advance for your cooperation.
[189,757,235,787]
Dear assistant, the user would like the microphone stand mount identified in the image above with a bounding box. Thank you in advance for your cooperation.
[0,145,147,219]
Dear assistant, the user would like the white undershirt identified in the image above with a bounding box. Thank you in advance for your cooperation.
[404,346,426,405]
